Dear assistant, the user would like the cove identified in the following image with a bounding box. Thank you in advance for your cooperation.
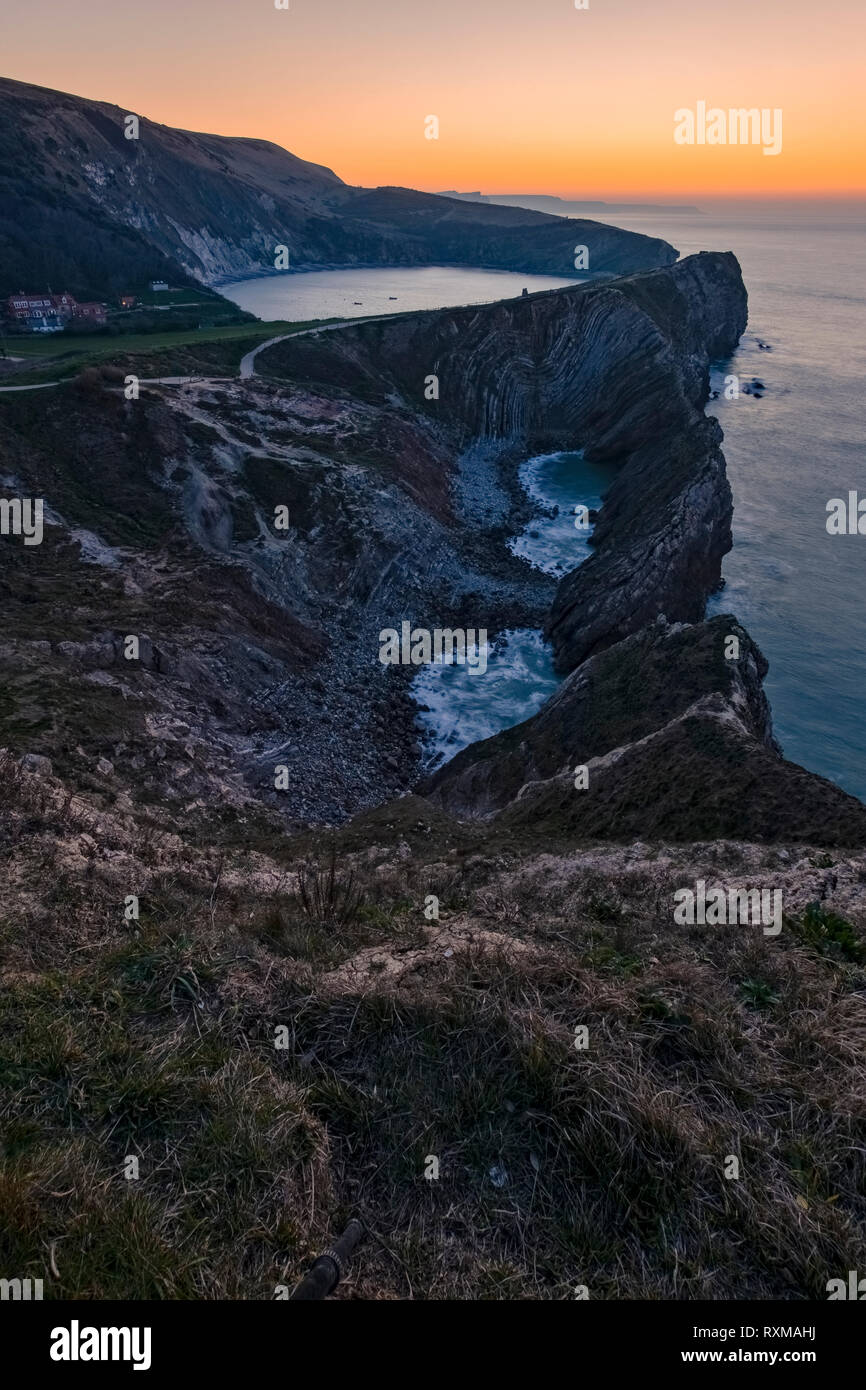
[220,265,578,324]
[414,450,614,767]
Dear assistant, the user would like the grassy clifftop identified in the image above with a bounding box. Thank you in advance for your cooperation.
[1,756,865,1299]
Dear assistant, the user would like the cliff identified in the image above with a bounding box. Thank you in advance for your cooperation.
[423,615,866,847]
[2,250,855,855]
[263,251,748,667]
[262,252,742,438]
[0,76,676,298]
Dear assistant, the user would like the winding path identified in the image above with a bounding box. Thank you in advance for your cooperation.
[0,373,232,394]
[0,314,399,394]
[237,314,396,379]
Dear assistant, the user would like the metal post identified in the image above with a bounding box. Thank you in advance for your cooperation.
[289,1219,364,1301]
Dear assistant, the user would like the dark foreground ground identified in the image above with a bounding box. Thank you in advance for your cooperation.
[2,751,865,1299]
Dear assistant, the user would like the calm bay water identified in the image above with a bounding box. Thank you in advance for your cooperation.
[221,264,576,321]
[227,207,866,800]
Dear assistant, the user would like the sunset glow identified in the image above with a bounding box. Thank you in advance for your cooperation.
[3,0,864,199]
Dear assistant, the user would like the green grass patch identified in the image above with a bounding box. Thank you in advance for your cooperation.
[790,902,864,964]
[0,318,342,385]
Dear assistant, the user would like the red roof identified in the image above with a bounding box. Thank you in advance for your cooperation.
[7,292,77,311]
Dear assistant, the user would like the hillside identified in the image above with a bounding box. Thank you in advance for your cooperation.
[1,258,864,1301]
[0,76,677,299]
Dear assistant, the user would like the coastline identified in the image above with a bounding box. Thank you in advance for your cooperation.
[2,251,863,831]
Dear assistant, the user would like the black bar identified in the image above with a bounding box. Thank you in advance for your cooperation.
[5,1297,860,1375]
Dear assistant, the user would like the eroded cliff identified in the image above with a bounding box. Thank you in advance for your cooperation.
[263,251,748,669]
[424,615,866,847]
[2,248,857,859]
[3,240,866,1308]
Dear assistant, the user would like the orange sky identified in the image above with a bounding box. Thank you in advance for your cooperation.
[3,0,864,198]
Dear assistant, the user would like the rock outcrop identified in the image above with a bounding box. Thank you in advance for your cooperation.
[3,245,857,852]
[424,615,866,847]
[544,252,749,673]
[3,104,866,1316]
[263,251,745,448]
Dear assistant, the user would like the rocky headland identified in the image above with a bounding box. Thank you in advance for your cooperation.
[2,250,862,844]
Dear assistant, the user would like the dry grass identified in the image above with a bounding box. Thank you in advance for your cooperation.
[295,849,366,929]
[1,767,865,1300]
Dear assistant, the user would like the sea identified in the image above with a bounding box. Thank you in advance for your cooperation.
[222,201,866,800]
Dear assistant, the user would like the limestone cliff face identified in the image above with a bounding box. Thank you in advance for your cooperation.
[545,413,734,673]
[1,247,862,843]
[265,251,745,451]
[423,616,774,815]
[543,252,749,673]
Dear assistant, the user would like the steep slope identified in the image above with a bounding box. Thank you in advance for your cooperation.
[2,250,852,855]
[0,252,744,825]
[0,357,554,824]
[0,76,677,298]
[424,615,866,847]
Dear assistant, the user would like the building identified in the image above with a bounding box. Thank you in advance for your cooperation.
[4,292,107,332]
[6,291,76,330]
[149,280,169,292]
[119,294,137,309]
[72,302,108,326]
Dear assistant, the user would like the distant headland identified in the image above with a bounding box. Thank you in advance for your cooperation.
[439,191,702,215]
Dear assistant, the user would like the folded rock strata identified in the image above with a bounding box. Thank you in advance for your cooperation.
[262,251,748,673]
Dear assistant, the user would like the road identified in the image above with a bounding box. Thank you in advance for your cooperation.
[0,374,233,393]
